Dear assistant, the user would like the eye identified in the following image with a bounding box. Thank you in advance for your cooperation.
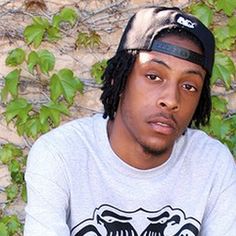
[146,74,162,81]
[182,83,197,92]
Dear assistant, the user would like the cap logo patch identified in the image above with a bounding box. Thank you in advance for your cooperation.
[177,16,196,29]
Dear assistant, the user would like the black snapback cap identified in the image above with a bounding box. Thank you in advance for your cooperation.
[117,6,215,76]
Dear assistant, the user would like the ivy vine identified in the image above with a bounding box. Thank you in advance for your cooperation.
[0,1,235,235]
[188,0,236,156]
[0,6,104,235]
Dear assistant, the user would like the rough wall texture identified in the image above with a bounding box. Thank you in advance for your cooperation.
[0,0,235,227]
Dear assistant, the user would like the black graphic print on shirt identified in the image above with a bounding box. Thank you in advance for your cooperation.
[71,204,201,236]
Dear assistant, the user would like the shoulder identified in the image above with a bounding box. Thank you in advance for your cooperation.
[35,113,105,147]
[27,113,107,165]
[178,128,235,169]
[184,128,231,154]
[176,129,236,191]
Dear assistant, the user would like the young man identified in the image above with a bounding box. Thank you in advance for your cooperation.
[24,6,236,236]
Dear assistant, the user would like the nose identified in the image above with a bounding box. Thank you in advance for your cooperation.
[156,83,180,112]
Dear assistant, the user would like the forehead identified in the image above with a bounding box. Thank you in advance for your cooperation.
[136,45,206,79]
[136,35,206,75]
[137,50,206,76]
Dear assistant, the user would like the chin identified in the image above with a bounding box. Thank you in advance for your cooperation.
[140,141,170,157]
[143,146,168,157]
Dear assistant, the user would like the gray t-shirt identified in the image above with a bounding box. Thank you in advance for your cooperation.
[24,114,236,236]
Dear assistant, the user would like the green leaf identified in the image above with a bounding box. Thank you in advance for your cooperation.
[211,53,235,89]
[11,171,24,184]
[190,3,213,27]
[17,116,42,138]
[5,48,25,66]
[207,111,232,140]
[24,16,54,47]
[1,69,21,102]
[0,148,12,164]
[3,215,22,234]
[24,24,46,48]
[213,64,232,89]
[212,96,227,113]
[88,31,101,47]
[1,86,8,103]
[5,183,18,202]
[214,16,236,50]
[227,115,236,125]
[0,144,23,165]
[21,182,27,202]
[27,51,39,74]
[217,37,235,50]
[26,117,42,137]
[208,113,222,137]
[39,120,50,134]
[27,50,55,75]
[38,50,55,74]
[76,32,90,48]
[33,16,50,28]
[75,77,84,93]
[9,159,21,173]
[214,26,230,42]
[224,137,236,155]
[214,25,235,50]
[40,101,69,126]
[215,54,236,73]
[0,147,12,164]
[206,0,214,4]
[52,8,78,27]
[228,16,236,27]
[60,8,78,26]
[215,0,236,16]
[76,31,101,48]
[228,16,236,36]
[47,26,61,41]
[220,122,231,139]
[4,98,32,124]
[52,15,61,28]
[0,223,8,236]
[90,60,107,84]
[49,69,81,104]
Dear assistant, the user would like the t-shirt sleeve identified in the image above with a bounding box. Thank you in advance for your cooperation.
[24,137,70,236]
[200,146,236,235]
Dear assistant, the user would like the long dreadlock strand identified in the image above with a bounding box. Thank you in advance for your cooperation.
[100,50,139,119]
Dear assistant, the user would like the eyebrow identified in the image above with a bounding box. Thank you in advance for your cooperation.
[186,70,205,80]
[149,58,170,69]
[147,58,205,79]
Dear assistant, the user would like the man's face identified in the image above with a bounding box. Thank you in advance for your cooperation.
[115,35,206,160]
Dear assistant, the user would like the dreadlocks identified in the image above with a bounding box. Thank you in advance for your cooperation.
[100,29,212,128]
[100,49,139,120]
[191,74,211,128]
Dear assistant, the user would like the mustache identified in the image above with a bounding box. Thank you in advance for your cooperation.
[146,112,177,127]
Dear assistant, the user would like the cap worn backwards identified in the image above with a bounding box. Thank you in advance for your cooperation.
[117,6,215,76]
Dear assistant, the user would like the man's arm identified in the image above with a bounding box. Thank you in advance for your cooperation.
[200,147,236,235]
[24,137,70,236]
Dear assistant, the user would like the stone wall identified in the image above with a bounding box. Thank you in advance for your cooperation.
[0,0,235,230]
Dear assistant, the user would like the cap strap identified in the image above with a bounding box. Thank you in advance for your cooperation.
[151,40,204,67]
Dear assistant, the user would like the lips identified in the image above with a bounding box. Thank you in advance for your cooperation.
[147,113,176,135]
